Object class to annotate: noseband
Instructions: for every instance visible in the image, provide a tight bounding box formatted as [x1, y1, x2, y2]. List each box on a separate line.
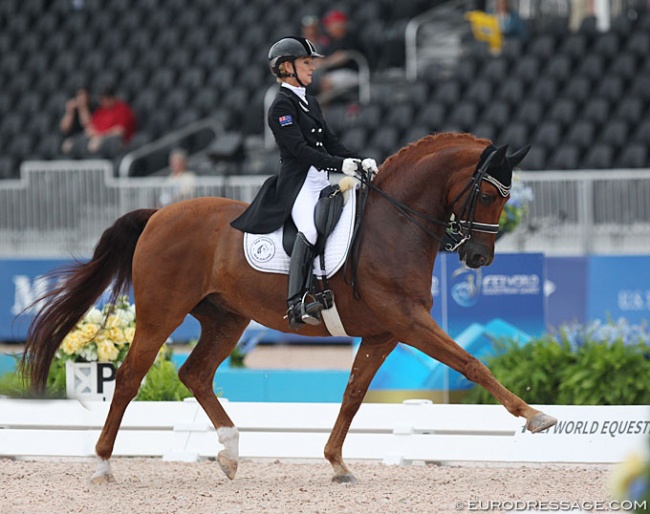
[356, 146, 510, 252]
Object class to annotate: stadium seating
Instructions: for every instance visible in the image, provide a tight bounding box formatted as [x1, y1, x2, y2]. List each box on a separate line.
[1, 0, 650, 178]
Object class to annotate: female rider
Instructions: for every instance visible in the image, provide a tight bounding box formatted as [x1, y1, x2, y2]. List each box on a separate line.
[231, 36, 378, 329]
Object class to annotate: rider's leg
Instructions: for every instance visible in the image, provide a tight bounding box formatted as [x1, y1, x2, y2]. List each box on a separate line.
[286, 232, 322, 328]
[287, 168, 327, 329]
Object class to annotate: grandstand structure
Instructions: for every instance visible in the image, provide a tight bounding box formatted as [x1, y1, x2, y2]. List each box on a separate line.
[1, 0, 649, 179]
[2, 0, 650, 256]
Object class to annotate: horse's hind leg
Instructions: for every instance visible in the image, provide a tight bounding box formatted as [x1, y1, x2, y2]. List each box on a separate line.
[324, 335, 397, 483]
[93, 318, 180, 484]
[178, 300, 249, 480]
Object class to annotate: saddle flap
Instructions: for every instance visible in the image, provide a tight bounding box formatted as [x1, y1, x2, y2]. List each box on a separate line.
[243, 186, 357, 280]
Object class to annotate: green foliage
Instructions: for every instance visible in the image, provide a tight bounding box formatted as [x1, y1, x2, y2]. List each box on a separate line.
[464, 336, 650, 405]
[0, 354, 192, 401]
[135, 359, 193, 401]
[0, 356, 66, 399]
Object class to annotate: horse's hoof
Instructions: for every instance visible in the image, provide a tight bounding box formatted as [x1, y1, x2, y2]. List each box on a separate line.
[90, 472, 115, 485]
[90, 458, 115, 485]
[332, 473, 357, 484]
[526, 412, 558, 433]
[217, 450, 238, 480]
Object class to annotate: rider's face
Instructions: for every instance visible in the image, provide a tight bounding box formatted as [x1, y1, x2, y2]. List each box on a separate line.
[289, 57, 315, 86]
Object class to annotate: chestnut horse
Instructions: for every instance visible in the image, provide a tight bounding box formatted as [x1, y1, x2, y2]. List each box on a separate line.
[22, 133, 557, 484]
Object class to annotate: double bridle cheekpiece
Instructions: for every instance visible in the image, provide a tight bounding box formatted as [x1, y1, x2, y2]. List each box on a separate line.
[355, 144, 510, 253]
[444, 144, 510, 251]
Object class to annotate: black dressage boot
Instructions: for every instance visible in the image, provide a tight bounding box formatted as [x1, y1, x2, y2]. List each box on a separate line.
[286, 232, 323, 330]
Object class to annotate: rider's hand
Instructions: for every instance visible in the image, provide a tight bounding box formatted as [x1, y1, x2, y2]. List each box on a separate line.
[361, 158, 378, 178]
[342, 158, 361, 177]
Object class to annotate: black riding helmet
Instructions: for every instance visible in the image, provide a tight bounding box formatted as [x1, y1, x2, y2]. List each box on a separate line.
[268, 36, 323, 81]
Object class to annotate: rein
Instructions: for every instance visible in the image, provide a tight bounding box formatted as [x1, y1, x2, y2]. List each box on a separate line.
[343, 147, 505, 297]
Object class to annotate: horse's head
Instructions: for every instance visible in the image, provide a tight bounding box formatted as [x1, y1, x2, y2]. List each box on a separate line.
[449, 143, 530, 268]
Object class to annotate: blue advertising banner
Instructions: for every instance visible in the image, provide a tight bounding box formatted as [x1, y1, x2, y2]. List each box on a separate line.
[443, 252, 546, 339]
[0, 259, 200, 341]
[587, 255, 650, 324]
[545, 256, 587, 327]
[0, 259, 69, 341]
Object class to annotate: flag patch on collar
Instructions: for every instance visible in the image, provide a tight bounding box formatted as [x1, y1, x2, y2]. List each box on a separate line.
[278, 114, 293, 126]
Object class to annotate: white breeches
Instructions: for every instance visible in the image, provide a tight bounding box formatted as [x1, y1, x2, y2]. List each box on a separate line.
[291, 166, 329, 245]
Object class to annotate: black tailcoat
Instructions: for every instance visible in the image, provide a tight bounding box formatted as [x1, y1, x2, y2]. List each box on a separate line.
[231, 87, 359, 234]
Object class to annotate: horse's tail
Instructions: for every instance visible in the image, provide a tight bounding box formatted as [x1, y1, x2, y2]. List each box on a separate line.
[21, 208, 157, 392]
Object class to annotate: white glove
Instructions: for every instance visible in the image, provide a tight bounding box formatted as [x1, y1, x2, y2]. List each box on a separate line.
[342, 158, 361, 177]
[361, 158, 378, 175]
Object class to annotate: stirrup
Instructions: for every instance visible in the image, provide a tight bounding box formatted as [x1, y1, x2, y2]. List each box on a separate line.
[300, 292, 323, 325]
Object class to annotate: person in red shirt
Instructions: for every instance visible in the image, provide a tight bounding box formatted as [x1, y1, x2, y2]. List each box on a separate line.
[85, 85, 136, 155]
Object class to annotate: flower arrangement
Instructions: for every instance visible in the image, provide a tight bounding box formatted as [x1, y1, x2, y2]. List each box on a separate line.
[56, 295, 136, 366]
[499, 173, 533, 234]
[610, 450, 649, 514]
[553, 318, 650, 351]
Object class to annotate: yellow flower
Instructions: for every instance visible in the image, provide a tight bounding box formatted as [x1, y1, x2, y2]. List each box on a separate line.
[96, 340, 119, 362]
[124, 326, 136, 344]
[610, 453, 646, 501]
[105, 327, 125, 344]
[60, 331, 88, 355]
[105, 314, 121, 328]
[80, 323, 100, 340]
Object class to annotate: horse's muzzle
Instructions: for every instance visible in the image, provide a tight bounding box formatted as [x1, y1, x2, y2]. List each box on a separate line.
[458, 242, 493, 269]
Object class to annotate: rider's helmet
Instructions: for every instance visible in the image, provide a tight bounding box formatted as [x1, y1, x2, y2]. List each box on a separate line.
[268, 36, 322, 78]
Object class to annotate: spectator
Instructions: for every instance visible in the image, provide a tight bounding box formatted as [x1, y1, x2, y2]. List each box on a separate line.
[85, 85, 136, 156]
[495, 0, 528, 43]
[60, 87, 93, 155]
[314, 10, 366, 103]
[300, 15, 328, 53]
[159, 148, 196, 206]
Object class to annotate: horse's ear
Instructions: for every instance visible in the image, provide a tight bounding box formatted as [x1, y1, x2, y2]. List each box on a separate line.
[491, 144, 509, 165]
[507, 145, 531, 168]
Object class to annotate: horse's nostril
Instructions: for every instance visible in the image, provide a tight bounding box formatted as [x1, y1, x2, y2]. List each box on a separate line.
[471, 254, 487, 267]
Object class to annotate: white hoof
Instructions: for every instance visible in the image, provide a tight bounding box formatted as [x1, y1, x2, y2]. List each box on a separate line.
[217, 426, 240, 480]
[91, 458, 115, 484]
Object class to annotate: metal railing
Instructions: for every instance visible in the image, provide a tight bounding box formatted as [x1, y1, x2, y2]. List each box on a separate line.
[3, 163, 650, 258]
[405, 1, 475, 81]
[118, 117, 224, 177]
[499, 170, 650, 255]
[0, 161, 268, 257]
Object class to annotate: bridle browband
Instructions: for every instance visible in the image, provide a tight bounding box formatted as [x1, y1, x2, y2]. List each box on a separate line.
[354, 145, 510, 252]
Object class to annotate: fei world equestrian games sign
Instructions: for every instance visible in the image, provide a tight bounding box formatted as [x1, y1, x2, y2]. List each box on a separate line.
[4, 255, 650, 340]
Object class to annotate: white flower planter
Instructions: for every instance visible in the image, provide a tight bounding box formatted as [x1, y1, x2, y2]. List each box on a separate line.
[65, 361, 117, 401]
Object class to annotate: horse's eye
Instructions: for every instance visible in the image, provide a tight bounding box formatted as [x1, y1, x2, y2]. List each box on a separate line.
[480, 193, 494, 205]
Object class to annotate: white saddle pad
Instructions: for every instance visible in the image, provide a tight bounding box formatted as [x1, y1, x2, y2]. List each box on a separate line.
[244, 188, 356, 279]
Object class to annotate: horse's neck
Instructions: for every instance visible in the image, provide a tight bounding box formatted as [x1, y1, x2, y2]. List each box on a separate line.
[364, 166, 449, 268]
[374, 161, 451, 227]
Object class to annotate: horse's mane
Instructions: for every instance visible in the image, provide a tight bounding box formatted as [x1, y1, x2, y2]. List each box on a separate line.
[379, 132, 491, 174]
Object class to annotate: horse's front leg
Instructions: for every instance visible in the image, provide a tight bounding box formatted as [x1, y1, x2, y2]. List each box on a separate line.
[325, 335, 397, 483]
[404, 312, 557, 433]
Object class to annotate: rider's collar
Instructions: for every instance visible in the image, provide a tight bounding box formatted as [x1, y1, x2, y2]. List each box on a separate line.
[281, 82, 307, 103]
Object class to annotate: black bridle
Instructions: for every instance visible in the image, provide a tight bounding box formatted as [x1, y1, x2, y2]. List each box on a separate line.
[355, 147, 507, 250]
[344, 146, 510, 297]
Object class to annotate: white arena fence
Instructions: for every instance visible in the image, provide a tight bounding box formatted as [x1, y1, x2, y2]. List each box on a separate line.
[2, 161, 650, 257]
[0, 399, 647, 465]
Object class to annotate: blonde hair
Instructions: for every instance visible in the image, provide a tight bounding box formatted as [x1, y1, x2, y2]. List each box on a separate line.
[276, 61, 292, 83]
